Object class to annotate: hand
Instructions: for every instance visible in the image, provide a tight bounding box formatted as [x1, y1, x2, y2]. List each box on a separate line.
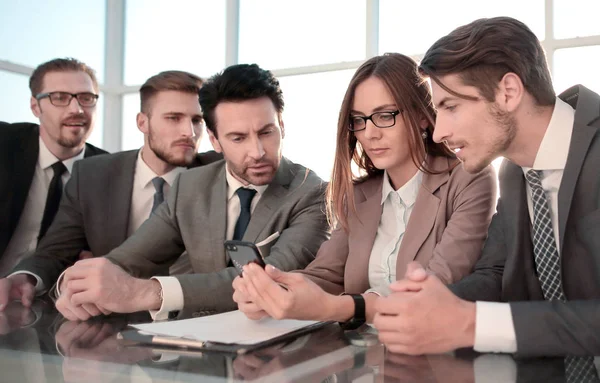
[62, 258, 161, 314]
[232, 275, 269, 320]
[241, 263, 351, 321]
[56, 284, 106, 321]
[373, 263, 476, 355]
[0, 274, 36, 310]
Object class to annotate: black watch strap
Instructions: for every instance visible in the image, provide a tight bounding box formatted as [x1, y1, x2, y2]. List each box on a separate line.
[339, 294, 366, 330]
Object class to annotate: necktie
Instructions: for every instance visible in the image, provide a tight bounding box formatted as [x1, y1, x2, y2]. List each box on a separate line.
[526, 169, 599, 383]
[150, 177, 166, 216]
[233, 187, 257, 240]
[38, 161, 67, 242]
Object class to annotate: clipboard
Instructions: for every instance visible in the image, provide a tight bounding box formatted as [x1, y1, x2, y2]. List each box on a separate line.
[118, 320, 331, 355]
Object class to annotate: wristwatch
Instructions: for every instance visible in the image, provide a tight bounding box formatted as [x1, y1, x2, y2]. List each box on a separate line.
[339, 294, 366, 330]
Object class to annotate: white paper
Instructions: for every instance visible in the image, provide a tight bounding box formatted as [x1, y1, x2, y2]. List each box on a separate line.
[132, 310, 320, 345]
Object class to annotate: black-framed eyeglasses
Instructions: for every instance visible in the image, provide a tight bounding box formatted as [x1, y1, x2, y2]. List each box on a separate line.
[35, 92, 99, 107]
[348, 110, 401, 132]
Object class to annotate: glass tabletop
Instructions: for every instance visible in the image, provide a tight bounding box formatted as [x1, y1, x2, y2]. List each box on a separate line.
[0, 300, 589, 382]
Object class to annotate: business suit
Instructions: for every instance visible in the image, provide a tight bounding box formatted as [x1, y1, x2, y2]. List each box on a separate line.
[298, 155, 496, 295]
[11, 149, 223, 286]
[104, 157, 329, 317]
[0, 122, 107, 259]
[450, 85, 600, 356]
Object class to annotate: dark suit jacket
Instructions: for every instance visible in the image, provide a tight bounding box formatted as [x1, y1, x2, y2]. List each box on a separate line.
[450, 85, 600, 356]
[0, 122, 107, 258]
[104, 157, 330, 317]
[11, 149, 223, 286]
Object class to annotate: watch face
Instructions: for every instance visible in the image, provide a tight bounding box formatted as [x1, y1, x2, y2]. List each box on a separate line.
[344, 331, 379, 347]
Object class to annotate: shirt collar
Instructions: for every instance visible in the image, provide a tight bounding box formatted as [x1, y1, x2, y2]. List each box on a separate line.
[136, 147, 186, 189]
[38, 136, 85, 174]
[523, 97, 575, 173]
[225, 163, 269, 200]
[381, 170, 422, 206]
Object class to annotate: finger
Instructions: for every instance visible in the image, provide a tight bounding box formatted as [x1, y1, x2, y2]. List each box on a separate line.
[243, 266, 288, 318]
[0, 279, 10, 310]
[63, 266, 94, 283]
[66, 279, 92, 294]
[232, 276, 248, 296]
[404, 262, 428, 281]
[70, 291, 97, 307]
[372, 313, 401, 332]
[57, 302, 82, 322]
[81, 303, 102, 317]
[389, 279, 425, 293]
[19, 282, 35, 308]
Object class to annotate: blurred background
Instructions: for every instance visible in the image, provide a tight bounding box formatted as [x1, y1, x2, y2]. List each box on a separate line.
[1, 0, 599, 180]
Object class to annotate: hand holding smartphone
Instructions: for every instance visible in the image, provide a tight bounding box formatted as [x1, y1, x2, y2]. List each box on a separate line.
[225, 240, 266, 274]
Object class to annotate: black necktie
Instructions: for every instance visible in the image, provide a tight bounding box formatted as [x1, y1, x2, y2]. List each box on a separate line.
[526, 170, 599, 383]
[38, 161, 67, 242]
[233, 188, 257, 240]
[150, 177, 166, 216]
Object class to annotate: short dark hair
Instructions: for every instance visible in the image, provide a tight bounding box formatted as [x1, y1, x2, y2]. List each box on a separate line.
[139, 70, 203, 114]
[419, 17, 555, 106]
[198, 64, 284, 137]
[29, 57, 99, 96]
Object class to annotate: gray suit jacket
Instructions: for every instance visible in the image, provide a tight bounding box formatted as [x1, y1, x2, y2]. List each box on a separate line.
[105, 157, 329, 317]
[450, 85, 600, 356]
[12, 149, 223, 286]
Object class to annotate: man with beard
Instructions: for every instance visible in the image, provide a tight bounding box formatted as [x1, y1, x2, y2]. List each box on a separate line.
[0, 71, 222, 312]
[373, 16, 600, 366]
[0, 58, 107, 277]
[54, 64, 330, 321]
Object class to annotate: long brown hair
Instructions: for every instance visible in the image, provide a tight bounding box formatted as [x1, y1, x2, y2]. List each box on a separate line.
[327, 53, 454, 232]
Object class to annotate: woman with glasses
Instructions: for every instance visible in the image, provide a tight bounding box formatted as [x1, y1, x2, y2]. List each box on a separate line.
[232, 53, 496, 325]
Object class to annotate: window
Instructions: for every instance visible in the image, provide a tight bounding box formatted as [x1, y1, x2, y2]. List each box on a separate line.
[553, 46, 600, 95]
[554, 0, 600, 39]
[379, 0, 545, 56]
[124, 0, 226, 85]
[278, 69, 355, 180]
[0, 0, 106, 81]
[239, 0, 366, 70]
[0, 71, 36, 124]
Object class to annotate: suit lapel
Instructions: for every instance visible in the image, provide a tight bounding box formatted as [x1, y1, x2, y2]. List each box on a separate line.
[396, 156, 449, 271]
[557, 87, 600, 254]
[347, 179, 383, 293]
[501, 164, 543, 300]
[243, 158, 295, 242]
[106, 151, 137, 247]
[207, 165, 228, 268]
[10, 126, 39, 236]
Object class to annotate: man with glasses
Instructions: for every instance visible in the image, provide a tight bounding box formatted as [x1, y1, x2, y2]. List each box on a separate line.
[0, 58, 107, 281]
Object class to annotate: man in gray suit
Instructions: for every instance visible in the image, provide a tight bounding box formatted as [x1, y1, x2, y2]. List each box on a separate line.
[0, 70, 222, 312]
[55, 64, 329, 321]
[373, 17, 600, 362]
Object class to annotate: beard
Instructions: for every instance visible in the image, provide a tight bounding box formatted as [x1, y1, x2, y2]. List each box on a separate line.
[56, 115, 92, 148]
[148, 126, 197, 167]
[228, 158, 279, 186]
[467, 103, 517, 173]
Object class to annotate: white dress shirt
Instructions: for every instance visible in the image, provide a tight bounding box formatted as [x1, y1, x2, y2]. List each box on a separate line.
[1, 137, 85, 276]
[23, 148, 185, 294]
[367, 170, 422, 296]
[150, 165, 267, 320]
[127, 149, 185, 236]
[474, 97, 574, 353]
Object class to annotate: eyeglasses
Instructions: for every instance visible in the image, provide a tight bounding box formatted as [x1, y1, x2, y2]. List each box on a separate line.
[35, 92, 99, 107]
[348, 110, 401, 132]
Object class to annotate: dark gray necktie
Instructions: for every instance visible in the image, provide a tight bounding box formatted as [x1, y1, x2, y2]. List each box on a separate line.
[38, 161, 67, 242]
[233, 187, 257, 240]
[526, 169, 599, 383]
[150, 177, 166, 217]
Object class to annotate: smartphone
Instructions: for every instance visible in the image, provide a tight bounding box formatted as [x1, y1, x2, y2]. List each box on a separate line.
[225, 240, 266, 273]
